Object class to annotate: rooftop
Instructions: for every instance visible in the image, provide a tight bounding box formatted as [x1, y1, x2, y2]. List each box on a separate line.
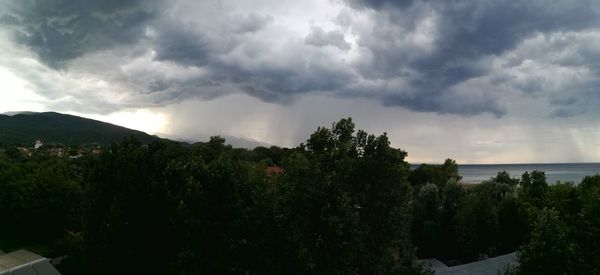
[0, 250, 61, 275]
[419, 252, 517, 275]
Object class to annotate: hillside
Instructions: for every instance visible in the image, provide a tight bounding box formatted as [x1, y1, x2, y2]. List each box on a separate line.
[0, 112, 160, 145]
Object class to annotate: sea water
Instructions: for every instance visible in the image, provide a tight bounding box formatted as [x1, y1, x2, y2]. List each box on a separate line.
[458, 163, 600, 184]
[410, 163, 600, 184]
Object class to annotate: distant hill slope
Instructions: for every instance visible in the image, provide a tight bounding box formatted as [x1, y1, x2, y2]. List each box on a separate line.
[0, 112, 160, 145]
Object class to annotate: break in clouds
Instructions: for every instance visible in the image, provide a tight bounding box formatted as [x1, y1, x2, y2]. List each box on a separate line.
[2, 0, 600, 163]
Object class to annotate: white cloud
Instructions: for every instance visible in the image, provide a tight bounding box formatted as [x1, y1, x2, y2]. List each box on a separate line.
[0, 67, 46, 112]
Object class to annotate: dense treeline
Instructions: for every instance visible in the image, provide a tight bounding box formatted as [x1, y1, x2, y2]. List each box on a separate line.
[0, 118, 599, 274]
[79, 119, 425, 274]
[410, 164, 600, 274]
[0, 150, 82, 249]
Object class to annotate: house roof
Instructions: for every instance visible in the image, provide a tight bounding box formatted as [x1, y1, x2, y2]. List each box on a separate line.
[266, 166, 283, 175]
[420, 252, 517, 275]
[417, 258, 448, 269]
[0, 250, 61, 275]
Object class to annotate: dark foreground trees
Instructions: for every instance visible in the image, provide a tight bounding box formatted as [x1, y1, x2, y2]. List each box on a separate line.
[0, 153, 82, 250]
[80, 118, 426, 274]
[279, 118, 418, 274]
[515, 175, 600, 274]
[409, 168, 530, 264]
[2, 118, 600, 274]
[517, 208, 579, 274]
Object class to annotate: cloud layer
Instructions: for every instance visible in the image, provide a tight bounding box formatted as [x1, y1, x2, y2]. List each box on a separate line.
[2, 0, 600, 117]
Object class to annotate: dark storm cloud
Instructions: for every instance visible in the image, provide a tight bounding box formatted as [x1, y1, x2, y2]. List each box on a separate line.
[152, 23, 211, 67]
[548, 85, 600, 118]
[204, 52, 356, 104]
[382, 89, 507, 118]
[138, 12, 353, 104]
[412, 0, 597, 76]
[150, 13, 272, 67]
[345, 0, 414, 10]
[346, 0, 600, 116]
[2, 0, 163, 68]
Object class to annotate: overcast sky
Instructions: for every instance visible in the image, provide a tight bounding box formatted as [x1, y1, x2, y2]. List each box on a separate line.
[1, 0, 600, 163]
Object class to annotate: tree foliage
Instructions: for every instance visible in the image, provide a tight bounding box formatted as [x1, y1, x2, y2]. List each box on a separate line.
[76, 119, 423, 274]
[518, 208, 579, 274]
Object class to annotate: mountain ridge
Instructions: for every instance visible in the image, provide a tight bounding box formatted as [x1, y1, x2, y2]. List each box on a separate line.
[0, 112, 160, 145]
[0, 111, 273, 148]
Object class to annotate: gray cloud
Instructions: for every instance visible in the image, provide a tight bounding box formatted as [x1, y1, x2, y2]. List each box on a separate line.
[2, 0, 163, 68]
[345, 0, 414, 10]
[305, 26, 351, 50]
[232, 13, 273, 34]
[209, 50, 357, 104]
[151, 12, 273, 67]
[152, 22, 211, 67]
[548, 88, 597, 118]
[344, 0, 600, 116]
[2, 0, 600, 119]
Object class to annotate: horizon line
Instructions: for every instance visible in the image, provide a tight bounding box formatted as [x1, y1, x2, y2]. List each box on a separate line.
[410, 162, 600, 166]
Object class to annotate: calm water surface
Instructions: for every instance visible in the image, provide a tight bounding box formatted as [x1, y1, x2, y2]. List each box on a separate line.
[412, 163, 600, 184]
[459, 163, 600, 184]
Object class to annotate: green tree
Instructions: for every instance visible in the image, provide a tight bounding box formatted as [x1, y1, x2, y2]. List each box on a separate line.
[497, 197, 529, 253]
[279, 118, 420, 274]
[0, 157, 82, 245]
[83, 138, 186, 274]
[521, 171, 548, 207]
[575, 175, 600, 273]
[517, 208, 580, 275]
[409, 159, 461, 189]
[492, 171, 519, 187]
[437, 181, 465, 259]
[455, 187, 498, 260]
[546, 182, 581, 225]
[412, 183, 441, 257]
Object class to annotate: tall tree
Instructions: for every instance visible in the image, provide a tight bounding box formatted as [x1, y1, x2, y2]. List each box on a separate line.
[521, 171, 548, 207]
[279, 118, 419, 274]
